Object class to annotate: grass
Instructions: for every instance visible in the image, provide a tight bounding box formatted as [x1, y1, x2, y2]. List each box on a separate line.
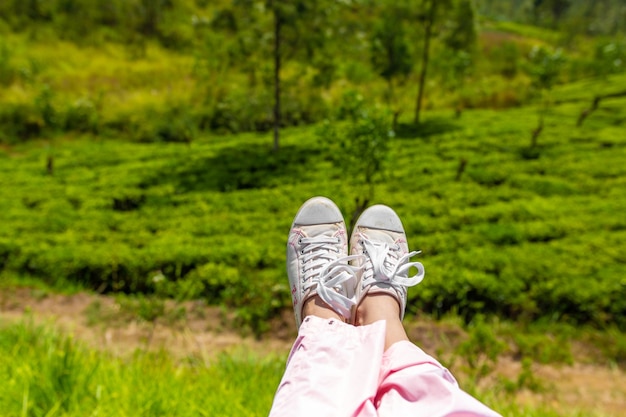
[1, 318, 619, 417]
[0, 320, 282, 417]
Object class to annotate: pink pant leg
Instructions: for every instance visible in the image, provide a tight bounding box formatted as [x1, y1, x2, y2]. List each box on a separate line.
[375, 341, 502, 417]
[269, 316, 386, 417]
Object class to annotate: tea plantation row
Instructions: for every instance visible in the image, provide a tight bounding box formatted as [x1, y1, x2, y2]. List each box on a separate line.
[1, 76, 625, 332]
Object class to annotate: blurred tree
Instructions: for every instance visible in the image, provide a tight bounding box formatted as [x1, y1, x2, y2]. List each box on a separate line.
[531, 0, 572, 28]
[413, 0, 477, 125]
[214, 0, 341, 150]
[268, 0, 343, 150]
[527, 45, 564, 151]
[370, 1, 414, 130]
[443, 0, 478, 52]
[2, 0, 53, 24]
[270, 0, 283, 152]
[414, 0, 439, 125]
[135, 0, 173, 36]
[441, 0, 478, 116]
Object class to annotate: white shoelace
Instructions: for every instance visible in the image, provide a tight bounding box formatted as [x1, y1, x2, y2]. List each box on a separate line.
[361, 237, 425, 290]
[299, 235, 362, 319]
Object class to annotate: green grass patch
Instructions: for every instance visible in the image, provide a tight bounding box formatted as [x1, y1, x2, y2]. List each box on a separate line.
[491, 21, 563, 44]
[0, 320, 283, 417]
[0, 320, 614, 417]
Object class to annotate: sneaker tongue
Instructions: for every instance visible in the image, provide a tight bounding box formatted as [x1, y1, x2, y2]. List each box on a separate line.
[362, 229, 399, 245]
[303, 224, 339, 237]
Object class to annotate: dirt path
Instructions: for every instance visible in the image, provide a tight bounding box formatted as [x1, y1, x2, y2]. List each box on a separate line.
[0, 288, 295, 357]
[1, 288, 625, 416]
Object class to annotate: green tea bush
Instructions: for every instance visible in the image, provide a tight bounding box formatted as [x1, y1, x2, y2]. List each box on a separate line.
[172, 263, 241, 302]
[281, 84, 329, 127]
[468, 167, 508, 187]
[0, 102, 42, 143]
[34, 84, 59, 132]
[0, 239, 18, 270]
[2, 74, 626, 333]
[64, 97, 99, 134]
[199, 84, 328, 134]
[0, 41, 17, 86]
[592, 39, 626, 77]
[510, 175, 578, 197]
[202, 88, 273, 133]
[481, 223, 523, 245]
[127, 106, 196, 143]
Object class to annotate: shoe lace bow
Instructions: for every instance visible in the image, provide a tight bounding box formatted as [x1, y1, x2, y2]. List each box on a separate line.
[361, 237, 425, 290]
[299, 235, 361, 318]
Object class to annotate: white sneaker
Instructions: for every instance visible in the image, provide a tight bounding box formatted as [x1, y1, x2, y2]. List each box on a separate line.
[287, 197, 362, 327]
[350, 205, 425, 320]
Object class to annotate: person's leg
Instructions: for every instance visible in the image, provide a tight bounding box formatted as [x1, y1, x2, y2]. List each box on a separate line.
[269, 314, 385, 417]
[351, 205, 501, 417]
[356, 293, 501, 417]
[269, 197, 383, 417]
[350, 204, 425, 349]
[302, 295, 343, 321]
[356, 293, 407, 351]
[285, 196, 362, 327]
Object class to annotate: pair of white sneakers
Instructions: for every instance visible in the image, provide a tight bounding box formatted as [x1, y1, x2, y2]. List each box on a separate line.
[287, 196, 425, 327]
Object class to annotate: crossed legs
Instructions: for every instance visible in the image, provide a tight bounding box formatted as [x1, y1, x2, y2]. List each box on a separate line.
[271, 197, 501, 417]
[304, 293, 408, 352]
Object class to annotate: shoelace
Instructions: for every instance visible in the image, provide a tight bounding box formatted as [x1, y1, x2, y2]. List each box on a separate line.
[299, 235, 362, 319]
[361, 237, 425, 290]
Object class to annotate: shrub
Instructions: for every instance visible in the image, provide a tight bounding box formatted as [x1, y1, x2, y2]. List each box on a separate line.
[0, 41, 17, 86]
[468, 167, 508, 186]
[0, 239, 18, 270]
[171, 263, 240, 303]
[105, 104, 196, 143]
[593, 40, 626, 77]
[0, 102, 43, 143]
[199, 88, 273, 134]
[64, 97, 99, 133]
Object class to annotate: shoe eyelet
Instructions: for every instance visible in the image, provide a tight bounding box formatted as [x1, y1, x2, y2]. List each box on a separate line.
[298, 238, 303, 244]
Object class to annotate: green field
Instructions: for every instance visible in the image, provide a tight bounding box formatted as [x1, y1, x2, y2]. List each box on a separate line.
[1, 1, 626, 415]
[2, 74, 626, 334]
[0, 320, 282, 416]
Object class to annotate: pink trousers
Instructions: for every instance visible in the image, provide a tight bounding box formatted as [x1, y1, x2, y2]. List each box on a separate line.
[269, 316, 501, 417]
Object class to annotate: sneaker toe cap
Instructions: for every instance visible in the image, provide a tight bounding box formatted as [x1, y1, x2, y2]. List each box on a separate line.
[354, 205, 404, 233]
[293, 196, 343, 225]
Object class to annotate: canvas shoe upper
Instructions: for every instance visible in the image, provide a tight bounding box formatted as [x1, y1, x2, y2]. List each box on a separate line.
[350, 204, 425, 320]
[287, 197, 362, 327]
